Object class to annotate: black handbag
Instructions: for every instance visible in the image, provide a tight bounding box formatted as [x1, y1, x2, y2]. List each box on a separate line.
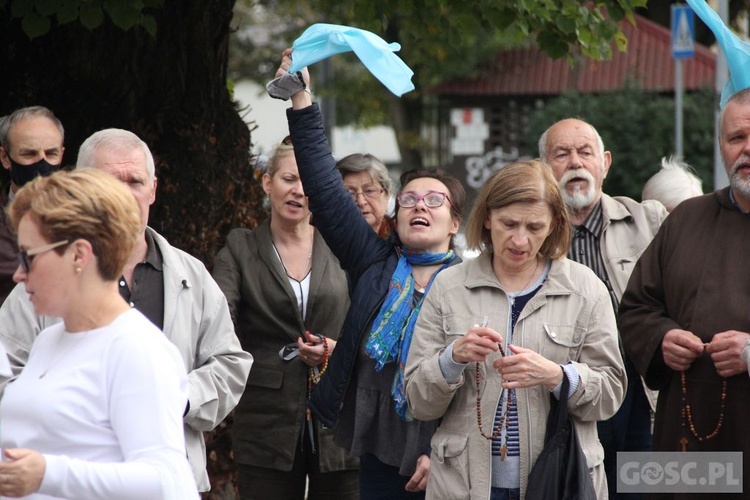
[526, 373, 598, 500]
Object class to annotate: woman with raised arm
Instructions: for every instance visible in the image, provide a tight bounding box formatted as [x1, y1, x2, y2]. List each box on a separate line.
[275, 50, 466, 499]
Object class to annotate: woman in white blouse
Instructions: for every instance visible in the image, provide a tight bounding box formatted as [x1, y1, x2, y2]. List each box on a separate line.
[0, 169, 197, 499]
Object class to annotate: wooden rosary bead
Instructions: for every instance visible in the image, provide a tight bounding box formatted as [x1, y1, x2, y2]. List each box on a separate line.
[679, 370, 727, 451]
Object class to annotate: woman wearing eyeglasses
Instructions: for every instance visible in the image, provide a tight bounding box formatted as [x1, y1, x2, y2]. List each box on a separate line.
[212, 137, 359, 500]
[0, 169, 198, 499]
[404, 162, 625, 500]
[337, 154, 393, 238]
[273, 50, 465, 499]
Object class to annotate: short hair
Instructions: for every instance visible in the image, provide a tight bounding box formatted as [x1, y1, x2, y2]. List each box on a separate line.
[7, 169, 141, 281]
[641, 156, 703, 211]
[393, 168, 465, 249]
[465, 160, 571, 259]
[719, 88, 750, 136]
[0, 106, 64, 150]
[266, 136, 295, 177]
[77, 129, 156, 181]
[538, 118, 605, 163]
[395, 168, 465, 221]
[336, 153, 392, 195]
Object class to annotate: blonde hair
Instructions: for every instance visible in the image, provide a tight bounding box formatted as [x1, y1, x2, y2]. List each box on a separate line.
[8, 169, 141, 281]
[266, 137, 295, 177]
[465, 160, 571, 259]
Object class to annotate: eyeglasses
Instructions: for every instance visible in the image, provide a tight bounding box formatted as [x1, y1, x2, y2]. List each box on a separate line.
[397, 191, 452, 209]
[18, 240, 69, 272]
[346, 186, 384, 200]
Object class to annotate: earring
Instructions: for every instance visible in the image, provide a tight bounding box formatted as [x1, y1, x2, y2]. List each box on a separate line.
[75, 267, 82, 274]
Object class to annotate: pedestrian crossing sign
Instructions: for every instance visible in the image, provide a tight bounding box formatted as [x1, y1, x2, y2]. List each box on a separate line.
[672, 5, 695, 59]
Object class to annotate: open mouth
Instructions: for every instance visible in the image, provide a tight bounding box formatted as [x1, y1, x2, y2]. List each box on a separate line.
[287, 200, 303, 208]
[410, 217, 430, 227]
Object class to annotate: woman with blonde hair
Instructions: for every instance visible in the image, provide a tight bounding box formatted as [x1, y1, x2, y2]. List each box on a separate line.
[405, 160, 625, 499]
[0, 169, 197, 499]
[213, 135, 358, 500]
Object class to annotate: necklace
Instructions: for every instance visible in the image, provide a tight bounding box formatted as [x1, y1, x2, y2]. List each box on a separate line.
[475, 343, 513, 460]
[412, 269, 437, 294]
[271, 232, 313, 282]
[679, 370, 727, 451]
[500, 258, 539, 293]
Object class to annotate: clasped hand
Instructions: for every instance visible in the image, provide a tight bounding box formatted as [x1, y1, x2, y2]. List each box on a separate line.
[296, 330, 335, 367]
[662, 328, 750, 377]
[452, 325, 562, 390]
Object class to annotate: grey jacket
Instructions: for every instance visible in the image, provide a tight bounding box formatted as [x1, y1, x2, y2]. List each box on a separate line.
[598, 195, 667, 301]
[0, 227, 253, 492]
[404, 254, 626, 499]
[599, 194, 667, 412]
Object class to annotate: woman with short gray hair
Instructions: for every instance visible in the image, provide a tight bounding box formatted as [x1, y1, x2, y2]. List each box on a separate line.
[337, 154, 392, 238]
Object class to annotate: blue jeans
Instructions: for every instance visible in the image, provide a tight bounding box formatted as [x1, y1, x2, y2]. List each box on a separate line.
[490, 487, 520, 500]
[359, 453, 425, 500]
[598, 357, 652, 500]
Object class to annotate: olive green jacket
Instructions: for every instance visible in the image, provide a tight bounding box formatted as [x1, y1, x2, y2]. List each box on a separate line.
[213, 220, 358, 472]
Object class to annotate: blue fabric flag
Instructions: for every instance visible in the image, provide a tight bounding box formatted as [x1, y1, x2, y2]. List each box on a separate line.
[288, 23, 415, 97]
[686, 0, 750, 107]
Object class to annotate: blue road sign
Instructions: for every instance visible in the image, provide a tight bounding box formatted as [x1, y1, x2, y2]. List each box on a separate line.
[672, 5, 696, 59]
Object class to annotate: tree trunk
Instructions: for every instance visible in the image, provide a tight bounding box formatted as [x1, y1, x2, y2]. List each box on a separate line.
[1, 2, 265, 498]
[0, 0, 265, 266]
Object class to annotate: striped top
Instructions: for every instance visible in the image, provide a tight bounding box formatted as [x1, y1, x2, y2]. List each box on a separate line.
[567, 201, 618, 312]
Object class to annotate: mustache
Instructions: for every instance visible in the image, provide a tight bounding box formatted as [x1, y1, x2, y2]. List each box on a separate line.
[559, 168, 595, 186]
[731, 154, 750, 176]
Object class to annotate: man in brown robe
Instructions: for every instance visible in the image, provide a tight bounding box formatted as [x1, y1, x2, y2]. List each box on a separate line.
[619, 88, 750, 499]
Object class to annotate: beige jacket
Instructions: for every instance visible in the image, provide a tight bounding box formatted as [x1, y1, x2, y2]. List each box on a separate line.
[404, 254, 626, 500]
[599, 194, 667, 412]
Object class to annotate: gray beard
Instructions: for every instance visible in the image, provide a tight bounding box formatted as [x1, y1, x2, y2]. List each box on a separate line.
[563, 187, 596, 212]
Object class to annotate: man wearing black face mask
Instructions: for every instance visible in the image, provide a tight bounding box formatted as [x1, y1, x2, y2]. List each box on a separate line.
[0, 106, 64, 304]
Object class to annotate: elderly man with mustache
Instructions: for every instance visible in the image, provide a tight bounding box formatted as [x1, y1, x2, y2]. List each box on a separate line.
[539, 119, 668, 499]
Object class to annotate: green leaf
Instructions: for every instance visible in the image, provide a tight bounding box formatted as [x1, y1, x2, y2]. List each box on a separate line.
[33, 0, 58, 16]
[79, 1, 104, 30]
[21, 10, 50, 38]
[608, 2, 625, 22]
[557, 16, 576, 35]
[56, 0, 79, 24]
[614, 30, 628, 52]
[104, 0, 140, 31]
[141, 13, 157, 36]
[578, 26, 592, 48]
[11, 0, 33, 18]
[538, 30, 569, 60]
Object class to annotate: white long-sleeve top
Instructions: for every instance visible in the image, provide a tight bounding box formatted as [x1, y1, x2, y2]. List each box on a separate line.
[0, 309, 198, 499]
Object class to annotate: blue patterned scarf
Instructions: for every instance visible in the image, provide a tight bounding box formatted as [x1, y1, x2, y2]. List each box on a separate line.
[365, 249, 456, 420]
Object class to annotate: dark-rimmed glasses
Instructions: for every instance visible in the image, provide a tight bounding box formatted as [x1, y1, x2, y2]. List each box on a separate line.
[397, 191, 451, 209]
[18, 240, 69, 272]
[346, 185, 384, 200]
